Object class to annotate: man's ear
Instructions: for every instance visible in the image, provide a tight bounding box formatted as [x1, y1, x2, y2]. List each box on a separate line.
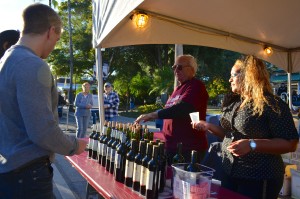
[3, 41, 9, 50]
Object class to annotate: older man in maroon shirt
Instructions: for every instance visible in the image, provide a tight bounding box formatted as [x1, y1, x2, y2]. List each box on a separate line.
[135, 54, 209, 164]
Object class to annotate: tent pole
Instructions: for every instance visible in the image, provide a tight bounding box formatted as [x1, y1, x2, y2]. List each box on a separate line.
[96, 47, 104, 130]
[287, 52, 292, 109]
[174, 44, 183, 89]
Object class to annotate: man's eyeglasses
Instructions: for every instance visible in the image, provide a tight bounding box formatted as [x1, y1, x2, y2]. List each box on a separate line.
[171, 64, 190, 71]
[230, 73, 240, 78]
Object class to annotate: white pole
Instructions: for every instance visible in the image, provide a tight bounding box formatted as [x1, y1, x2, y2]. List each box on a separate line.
[96, 47, 104, 130]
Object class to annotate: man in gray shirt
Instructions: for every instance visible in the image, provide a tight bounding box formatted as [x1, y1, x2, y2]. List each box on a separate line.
[0, 3, 87, 199]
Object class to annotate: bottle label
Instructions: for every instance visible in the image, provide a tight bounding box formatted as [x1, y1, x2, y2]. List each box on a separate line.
[98, 142, 102, 155]
[158, 170, 161, 189]
[102, 126, 107, 135]
[140, 166, 147, 186]
[101, 144, 107, 156]
[110, 148, 115, 162]
[88, 138, 93, 149]
[115, 154, 121, 168]
[124, 160, 134, 178]
[92, 140, 98, 151]
[106, 147, 111, 160]
[133, 163, 141, 182]
[146, 169, 154, 190]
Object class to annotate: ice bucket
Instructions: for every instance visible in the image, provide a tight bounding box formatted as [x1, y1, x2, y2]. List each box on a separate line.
[172, 163, 215, 199]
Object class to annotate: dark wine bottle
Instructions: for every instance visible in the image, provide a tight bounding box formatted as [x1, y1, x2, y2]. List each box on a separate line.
[106, 121, 115, 171]
[133, 141, 146, 192]
[171, 142, 185, 189]
[158, 142, 166, 193]
[146, 145, 159, 199]
[172, 142, 185, 164]
[140, 142, 153, 196]
[114, 133, 127, 183]
[101, 121, 111, 167]
[87, 124, 97, 159]
[110, 123, 119, 174]
[185, 150, 201, 172]
[92, 124, 100, 160]
[124, 139, 138, 187]
[98, 121, 108, 164]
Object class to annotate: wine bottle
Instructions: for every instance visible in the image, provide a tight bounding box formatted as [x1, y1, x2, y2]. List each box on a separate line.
[133, 141, 146, 192]
[140, 142, 153, 196]
[106, 121, 115, 171]
[87, 124, 97, 159]
[98, 121, 108, 164]
[146, 145, 159, 199]
[124, 139, 138, 187]
[110, 124, 119, 174]
[158, 142, 166, 193]
[185, 150, 201, 172]
[101, 121, 111, 167]
[114, 133, 127, 183]
[172, 142, 185, 164]
[92, 123, 100, 160]
[171, 142, 185, 189]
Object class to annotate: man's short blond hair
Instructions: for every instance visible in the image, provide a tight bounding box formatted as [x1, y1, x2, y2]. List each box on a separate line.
[22, 3, 62, 35]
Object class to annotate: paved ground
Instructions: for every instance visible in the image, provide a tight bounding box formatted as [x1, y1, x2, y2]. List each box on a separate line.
[53, 108, 159, 199]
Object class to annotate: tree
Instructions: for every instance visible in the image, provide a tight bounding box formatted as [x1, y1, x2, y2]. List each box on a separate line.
[48, 0, 94, 80]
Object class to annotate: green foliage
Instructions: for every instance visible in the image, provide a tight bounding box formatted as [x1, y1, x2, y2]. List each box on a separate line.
[137, 104, 162, 113]
[46, 1, 245, 106]
[207, 77, 230, 99]
[149, 67, 174, 96]
[48, 0, 94, 78]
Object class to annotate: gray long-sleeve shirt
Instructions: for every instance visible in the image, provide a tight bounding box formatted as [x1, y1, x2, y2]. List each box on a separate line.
[0, 45, 78, 173]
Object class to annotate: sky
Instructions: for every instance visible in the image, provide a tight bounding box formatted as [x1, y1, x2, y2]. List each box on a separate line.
[0, 0, 61, 33]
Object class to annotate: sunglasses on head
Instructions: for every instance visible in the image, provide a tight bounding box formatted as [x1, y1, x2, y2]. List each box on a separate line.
[171, 64, 190, 71]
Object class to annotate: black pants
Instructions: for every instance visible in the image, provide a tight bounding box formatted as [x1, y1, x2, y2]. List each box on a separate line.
[221, 172, 283, 199]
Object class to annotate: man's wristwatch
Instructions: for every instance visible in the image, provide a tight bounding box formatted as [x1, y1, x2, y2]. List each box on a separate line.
[249, 139, 257, 151]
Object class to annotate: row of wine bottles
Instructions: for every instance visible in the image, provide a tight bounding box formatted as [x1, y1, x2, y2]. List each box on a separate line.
[87, 121, 167, 199]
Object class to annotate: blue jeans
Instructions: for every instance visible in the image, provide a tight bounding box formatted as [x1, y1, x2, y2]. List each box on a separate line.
[0, 157, 54, 199]
[91, 110, 99, 124]
[75, 115, 90, 138]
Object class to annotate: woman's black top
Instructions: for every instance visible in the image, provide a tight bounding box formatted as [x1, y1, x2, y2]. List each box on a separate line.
[220, 93, 299, 179]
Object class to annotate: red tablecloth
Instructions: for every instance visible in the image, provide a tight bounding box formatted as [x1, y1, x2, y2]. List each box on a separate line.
[66, 139, 250, 199]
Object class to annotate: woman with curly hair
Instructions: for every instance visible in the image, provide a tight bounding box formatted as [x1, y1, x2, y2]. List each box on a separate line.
[192, 55, 299, 199]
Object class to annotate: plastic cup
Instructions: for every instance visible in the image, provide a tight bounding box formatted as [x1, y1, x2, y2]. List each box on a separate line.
[189, 112, 200, 123]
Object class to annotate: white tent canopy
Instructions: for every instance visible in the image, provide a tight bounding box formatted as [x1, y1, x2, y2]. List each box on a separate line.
[92, 0, 300, 124]
[93, 0, 300, 72]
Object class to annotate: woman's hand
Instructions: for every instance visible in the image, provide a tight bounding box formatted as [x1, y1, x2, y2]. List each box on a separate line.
[191, 120, 209, 131]
[227, 139, 251, 156]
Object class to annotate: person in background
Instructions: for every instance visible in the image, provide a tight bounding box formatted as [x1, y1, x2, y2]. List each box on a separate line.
[58, 89, 67, 118]
[135, 54, 209, 164]
[0, 4, 87, 198]
[91, 89, 99, 124]
[277, 83, 287, 97]
[192, 55, 299, 199]
[0, 29, 20, 59]
[103, 82, 120, 122]
[74, 82, 93, 138]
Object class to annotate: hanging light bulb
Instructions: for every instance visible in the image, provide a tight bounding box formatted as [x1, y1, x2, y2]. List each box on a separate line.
[135, 12, 148, 28]
[264, 46, 273, 56]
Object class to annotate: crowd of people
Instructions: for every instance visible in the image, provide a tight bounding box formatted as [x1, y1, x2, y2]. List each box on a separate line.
[0, 3, 299, 199]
